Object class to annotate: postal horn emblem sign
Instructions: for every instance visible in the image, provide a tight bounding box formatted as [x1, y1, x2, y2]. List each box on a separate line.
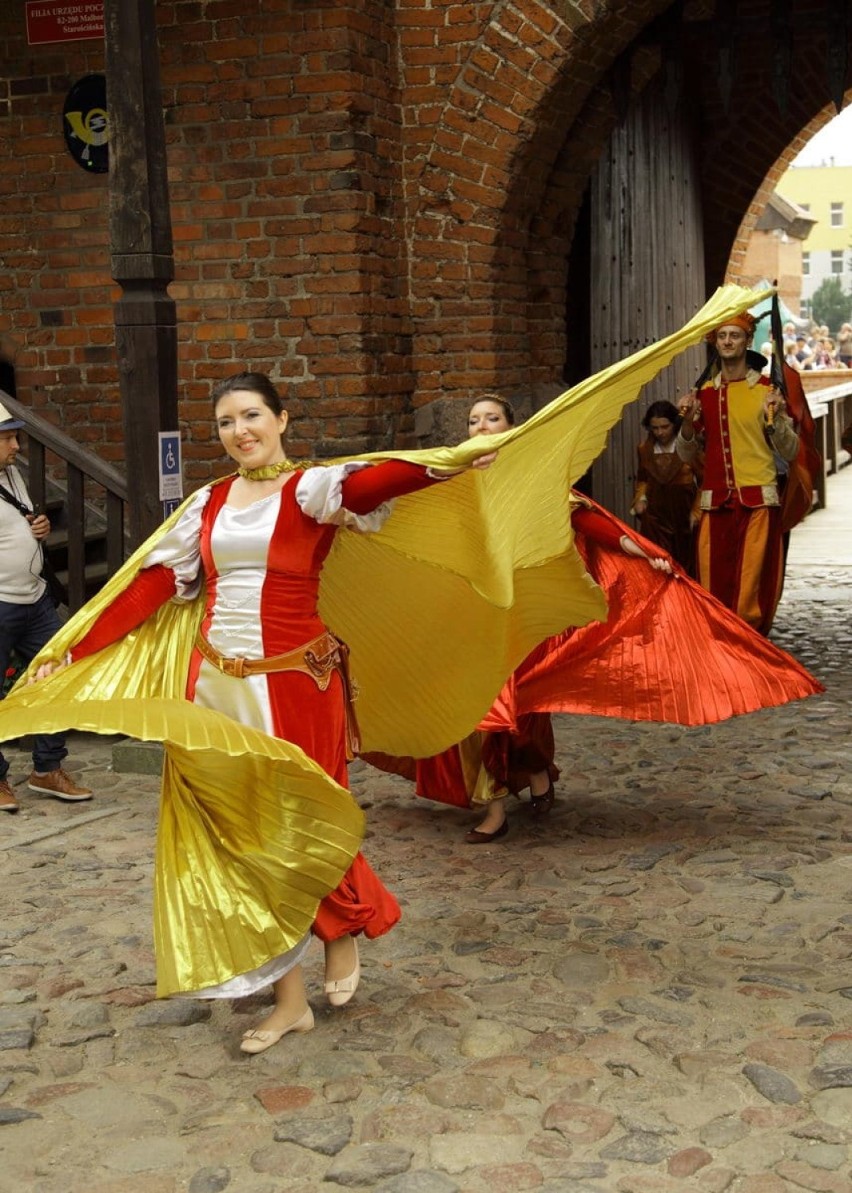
[63, 73, 109, 173]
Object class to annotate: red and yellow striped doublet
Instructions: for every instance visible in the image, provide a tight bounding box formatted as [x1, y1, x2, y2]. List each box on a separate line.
[693, 371, 788, 635]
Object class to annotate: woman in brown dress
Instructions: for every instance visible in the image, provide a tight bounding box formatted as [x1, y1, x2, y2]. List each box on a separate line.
[630, 400, 700, 573]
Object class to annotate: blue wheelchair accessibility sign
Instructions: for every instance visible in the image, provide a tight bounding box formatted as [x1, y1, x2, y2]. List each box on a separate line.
[158, 431, 183, 513]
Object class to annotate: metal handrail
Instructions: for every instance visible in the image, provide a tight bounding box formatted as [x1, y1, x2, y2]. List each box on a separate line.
[0, 389, 128, 612]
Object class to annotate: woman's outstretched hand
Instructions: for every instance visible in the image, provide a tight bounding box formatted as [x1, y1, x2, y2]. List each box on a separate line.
[619, 535, 673, 574]
[28, 657, 70, 684]
[471, 450, 498, 470]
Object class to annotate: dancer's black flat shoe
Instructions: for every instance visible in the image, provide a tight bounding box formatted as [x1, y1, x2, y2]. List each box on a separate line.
[465, 818, 509, 844]
[529, 783, 555, 818]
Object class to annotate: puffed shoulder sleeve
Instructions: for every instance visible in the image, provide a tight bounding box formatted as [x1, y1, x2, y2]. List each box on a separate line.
[675, 430, 700, 462]
[143, 486, 210, 600]
[295, 463, 392, 533]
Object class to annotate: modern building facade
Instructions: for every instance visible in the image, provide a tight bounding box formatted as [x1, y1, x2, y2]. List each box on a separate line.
[776, 164, 852, 319]
[739, 191, 816, 317]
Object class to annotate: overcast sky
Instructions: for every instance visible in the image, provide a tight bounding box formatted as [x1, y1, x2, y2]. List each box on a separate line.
[790, 104, 852, 167]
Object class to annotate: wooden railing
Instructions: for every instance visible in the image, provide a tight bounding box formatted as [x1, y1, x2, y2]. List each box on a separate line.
[0, 389, 128, 613]
[801, 373, 852, 510]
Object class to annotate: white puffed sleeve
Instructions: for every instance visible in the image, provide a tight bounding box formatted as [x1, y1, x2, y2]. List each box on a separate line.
[143, 487, 210, 601]
[295, 463, 393, 533]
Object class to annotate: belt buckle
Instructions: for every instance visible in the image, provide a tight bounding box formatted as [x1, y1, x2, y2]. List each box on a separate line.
[305, 641, 337, 679]
[221, 656, 245, 678]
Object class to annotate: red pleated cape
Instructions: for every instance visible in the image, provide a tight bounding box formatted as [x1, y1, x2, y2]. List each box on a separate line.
[477, 498, 823, 732]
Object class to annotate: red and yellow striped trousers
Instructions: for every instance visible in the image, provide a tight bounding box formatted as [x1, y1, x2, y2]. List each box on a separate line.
[696, 504, 784, 636]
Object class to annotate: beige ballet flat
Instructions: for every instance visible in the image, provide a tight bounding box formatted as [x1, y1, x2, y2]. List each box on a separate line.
[324, 938, 360, 1007]
[239, 1005, 314, 1054]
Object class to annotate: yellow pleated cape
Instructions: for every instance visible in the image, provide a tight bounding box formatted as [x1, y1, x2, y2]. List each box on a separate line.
[0, 283, 768, 995]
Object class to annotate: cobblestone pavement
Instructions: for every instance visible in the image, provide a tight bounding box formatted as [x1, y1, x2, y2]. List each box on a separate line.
[1, 478, 851, 1193]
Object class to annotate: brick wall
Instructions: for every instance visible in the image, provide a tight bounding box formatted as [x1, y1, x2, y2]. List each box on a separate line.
[0, 0, 848, 485]
[740, 230, 805, 315]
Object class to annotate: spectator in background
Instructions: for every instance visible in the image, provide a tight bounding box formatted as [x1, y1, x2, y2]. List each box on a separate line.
[794, 336, 814, 370]
[784, 340, 802, 371]
[0, 402, 93, 812]
[837, 323, 852, 368]
[816, 338, 838, 368]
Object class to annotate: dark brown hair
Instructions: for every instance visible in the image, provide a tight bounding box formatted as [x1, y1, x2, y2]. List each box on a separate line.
[212, 372, 285, 416]
[641, 400, 682, 432]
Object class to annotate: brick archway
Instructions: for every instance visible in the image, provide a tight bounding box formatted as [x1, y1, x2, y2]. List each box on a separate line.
[403, 0, 852, 445]
[400, 0, 672, 435]
[726, 100, 852, 283]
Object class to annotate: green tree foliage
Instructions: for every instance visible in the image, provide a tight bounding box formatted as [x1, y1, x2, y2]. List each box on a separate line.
[811, 277, 851, 333]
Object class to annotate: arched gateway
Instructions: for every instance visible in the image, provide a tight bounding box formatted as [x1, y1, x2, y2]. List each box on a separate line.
[0, 1, 849, 518]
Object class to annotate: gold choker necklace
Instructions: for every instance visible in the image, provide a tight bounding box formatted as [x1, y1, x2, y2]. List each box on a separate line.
[237, 459, 304, 481]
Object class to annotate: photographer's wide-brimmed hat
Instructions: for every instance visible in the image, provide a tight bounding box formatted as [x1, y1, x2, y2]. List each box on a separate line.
[0, 402, 25, 432]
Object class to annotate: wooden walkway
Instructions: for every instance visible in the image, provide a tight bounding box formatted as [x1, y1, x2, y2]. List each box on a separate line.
[787, 461, 852, 571]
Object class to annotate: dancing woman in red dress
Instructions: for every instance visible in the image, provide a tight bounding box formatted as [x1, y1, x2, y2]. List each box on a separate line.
[367, 392, 821, 844]
[35, 373, 495, 1054]
[368, 395, 674, 844]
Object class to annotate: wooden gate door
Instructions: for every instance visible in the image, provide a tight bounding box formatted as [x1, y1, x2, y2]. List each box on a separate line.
[589, 79, 707, 522]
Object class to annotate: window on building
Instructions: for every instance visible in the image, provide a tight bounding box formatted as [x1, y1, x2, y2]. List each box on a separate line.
[801, 298, 811, 319]
[831, 202, 844, 227]
[831, 250, 844, 274]
[802, 252, 810, 276]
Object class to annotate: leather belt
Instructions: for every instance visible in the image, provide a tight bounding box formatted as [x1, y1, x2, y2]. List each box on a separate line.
[195, 630, 340, 687]
[194, 630, 361, 755]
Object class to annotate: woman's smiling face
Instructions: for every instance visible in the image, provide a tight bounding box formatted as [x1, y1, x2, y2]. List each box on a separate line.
[215, 389, 289, 468]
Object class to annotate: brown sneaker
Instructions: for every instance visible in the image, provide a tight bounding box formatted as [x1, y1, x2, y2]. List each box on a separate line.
[27, 768, 93, 802]
[0, 779, 19, 813]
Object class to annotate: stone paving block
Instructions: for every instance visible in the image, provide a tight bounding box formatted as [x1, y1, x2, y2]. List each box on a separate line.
[0, 1106, 41, 1124]
[111, 739, 164, 775]
[325, 1143, 414, 1186]
[103, 1137, 189, 1174]
[1, 1027, 37, 1054]
[273, 1112, 353, 1155]
[599, 1131, 669, 1164]
[742, 1062, 803, 1104]
[428, 1132, 524, 1174]
[794, 1142, 849, 1171]
[810, 1088, 852, 1127]
[374, 1174, 460, 1193]
[188, 1169, 231, 1193]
